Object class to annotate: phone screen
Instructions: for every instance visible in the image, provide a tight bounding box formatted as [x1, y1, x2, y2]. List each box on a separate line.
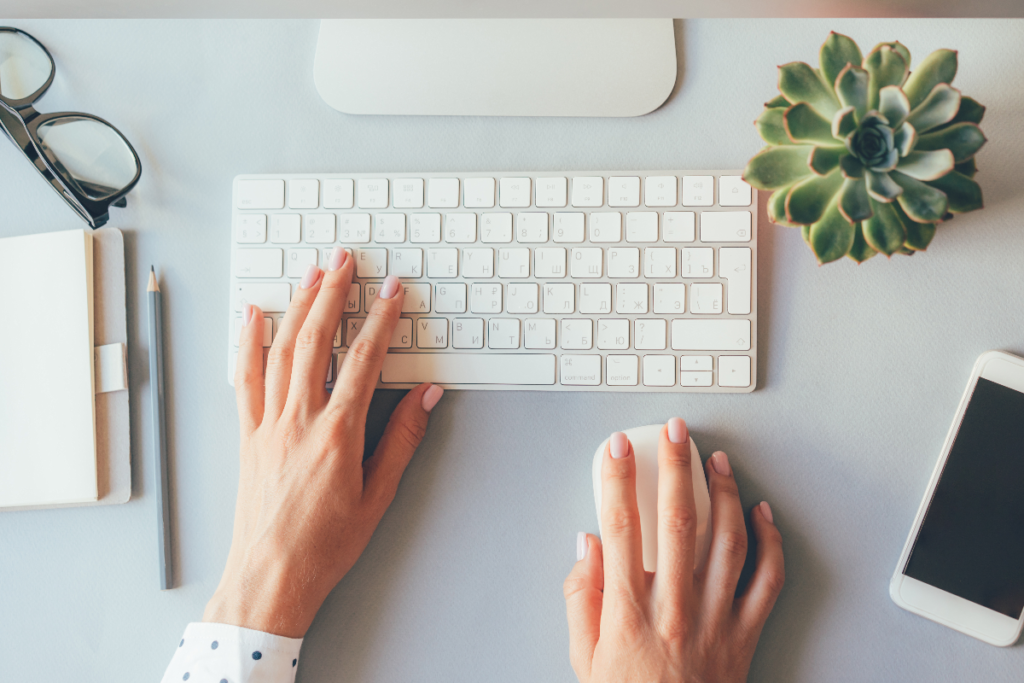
[904, 377, 1024, 619]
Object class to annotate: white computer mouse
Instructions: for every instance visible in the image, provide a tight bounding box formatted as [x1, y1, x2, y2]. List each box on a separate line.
[592, 424, 712, 572]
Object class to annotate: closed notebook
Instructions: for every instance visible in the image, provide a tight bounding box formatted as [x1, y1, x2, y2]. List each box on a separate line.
[0, 229, 98, 507]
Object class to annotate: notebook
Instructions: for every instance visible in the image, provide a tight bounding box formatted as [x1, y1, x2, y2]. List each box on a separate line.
[0, 228, 131, 510]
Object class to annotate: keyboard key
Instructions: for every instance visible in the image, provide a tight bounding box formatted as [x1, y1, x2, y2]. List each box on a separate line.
[644, 247, 676, 278]
[323, 178, 354, 209]
[358, 178, 389, 208]
[410, 213, 442, 243]
[445, 214, 477, 242]
[682, 176, 713, 206]
[393, 178, 424, 208]
[643, 355, 676, 386]
[464, 177, 496, 208]
[269, 214, 300, 243]
[616, 283, 648, 314]
[452, 318, 485, 348]
[416, 318, 448, 348]
[579, 283, 612, 314]
[235, 214, 267, 243]
[382, 352, 556, 384]
[718, 176, 752, 207]
[435, 283, 467, 313]
[525, 318, 556, 349]
[345, 283, 360, 313]
[391, 249, 424, 278]
[644, 176, 677, 207]
[635, 319, 667, 350]
[234, 283, 290, 312]
[718, 355, 752, 387]
[364, 282, 383, 312]
[339, 213, 371, 243]
[535, 248, 567, 278]
[608, 176, 640, 207]
[305, 214, 336, 243]
[507, 283, 539, 313]
[374, 214, 406, 243]
[237, 179, 284, 209]
[233, 316, 273, 347]
[663, 212, 696, 242]
[235, 248, 283, 278]
[680, 371, 713, 387]
[597, 319, 629, 350]
[671, 319, 751, 351]
[345, 318, 365, 346]
[626, 212, 658, 242]
[607, 355, 639, 386]
[543, 283, 574, 313]
[498, 248, 530, 278]
[536, 177, 568, 208]
[560, 354, 601, 385]
[589, 213, 622, 242]
[701, 211, 752, 242]
[488, 318, 521, 349]
[481, 213, 513, 243]
[499, 177, 532, 208]
[680, 355, 713, 371]
[286, 248, 318, 278]
[653, 283, 686, 314]
[560, 319, 593, 349]
[470, 283, 502, 313]
[553, 213, 585, 243]
[690, 283, 723, 314]
[288, 179, 319, 209]
[719, 247, 752, 314]
[401, 283, 431, 313]
[607, 247, 640, 278]
[681, 247, 714, 277]
[463, 248, 495, 278]
[355, 248, 388, 278]
[427, 248, 459, 278]
[428, 178, 460, 208]
[516, 213, 549, 242]
[390, 318, 413, 348]
[571, 177, 604, 207]
[570, 248, 603, 278]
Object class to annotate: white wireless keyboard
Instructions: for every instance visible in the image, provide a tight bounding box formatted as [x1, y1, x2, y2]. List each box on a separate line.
[228, 171, 757, 392]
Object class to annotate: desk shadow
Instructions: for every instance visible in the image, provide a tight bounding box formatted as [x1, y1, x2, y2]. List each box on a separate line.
[661, 20, 689, 110]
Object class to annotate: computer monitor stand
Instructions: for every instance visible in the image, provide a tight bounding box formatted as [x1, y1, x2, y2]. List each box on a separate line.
[313, 19, 678, 118]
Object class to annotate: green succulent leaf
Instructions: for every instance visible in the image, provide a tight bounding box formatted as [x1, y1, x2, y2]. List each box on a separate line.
[905, 83, 961, 134]
[944, 96, 985, 127]
[903, 48, 958, 109]
[862, 198, 907, 255]
[893, 122, 917, 157]
[801, 224, 811, 244]
[864, 45, 908, 110]
[767, 185, 801, 227]
[766, 94, 791, 108]
[878, 86, 910, 128]
[915, 122, 987, 163]
[808, 195, 857, 264]
[895, 201, 938, 250]
[838, 176, 873, 223]
[785, 169, 844, 224]
[895, 149, 955, 181]
[755, 107, 791, 145]
[778, 61, 840, 119]
[742, 145, 815, 190]
[926, 171, 984, 213]
[841, 154, 865, 178]
[832, 106, 858, 139]
[835, 63, 869, 121]
[891, 170, 949, 222]
[820, 32, 864, 91]
[848, 223, 878, 263]
[784, 102, 842, 146]
[871, 41, 911, 69]
[865, 170, 903, 201]
[954, 157, 977, 178]
[809, 146, 845, 175]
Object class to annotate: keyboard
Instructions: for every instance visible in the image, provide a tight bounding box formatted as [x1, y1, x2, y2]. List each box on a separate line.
[228, 171, 757, 392]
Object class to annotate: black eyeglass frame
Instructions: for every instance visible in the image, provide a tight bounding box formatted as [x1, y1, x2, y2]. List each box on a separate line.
[0, 27, 141, 229]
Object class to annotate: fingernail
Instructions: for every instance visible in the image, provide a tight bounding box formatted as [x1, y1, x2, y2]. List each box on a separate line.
[379, 275, 400, 299]
[328, 247, 348, 272]
[576, 532, 588, 561]
[421, 384, 444, 412]
[300, 264, 321, 289]
[667, 417, 688, 444]
[609, 432, 629, 459]
[712, 450, 731, 476]
[760, 501, 774, 524]
[242, 302, 253, 326]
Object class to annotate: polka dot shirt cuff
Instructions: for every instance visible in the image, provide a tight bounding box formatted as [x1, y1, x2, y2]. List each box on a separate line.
[161, 622, 303, 683]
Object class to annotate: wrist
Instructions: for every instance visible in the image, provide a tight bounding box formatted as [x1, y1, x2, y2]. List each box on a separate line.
[203, 557, 322, 638]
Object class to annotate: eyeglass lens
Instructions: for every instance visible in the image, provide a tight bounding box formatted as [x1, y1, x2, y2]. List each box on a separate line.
[37, 116, 138, 200]
[0, 30, 53, 101]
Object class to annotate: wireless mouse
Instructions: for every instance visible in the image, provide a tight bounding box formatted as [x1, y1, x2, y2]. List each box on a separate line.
[592, 424, 712, 572]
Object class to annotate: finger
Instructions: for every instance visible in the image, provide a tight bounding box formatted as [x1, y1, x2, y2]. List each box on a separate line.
[362, 383, 443, 511]
[564, 533, 604, 681]
[286, 249, 354, 413]
[234, 303, 265, 434]
[329, 274, 405, 422]
[653, 418, 696, 618]
[737, 502, 785, 635]
[599, 432, 645, 606]
[264, 264, 323, 421]
[701, 451, 749, 618]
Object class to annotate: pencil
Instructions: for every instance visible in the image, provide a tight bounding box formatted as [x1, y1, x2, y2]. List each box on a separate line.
[148, 266, 172, 590]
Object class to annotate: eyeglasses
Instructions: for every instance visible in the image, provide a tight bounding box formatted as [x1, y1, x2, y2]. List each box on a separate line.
[0, 27, 141, 229]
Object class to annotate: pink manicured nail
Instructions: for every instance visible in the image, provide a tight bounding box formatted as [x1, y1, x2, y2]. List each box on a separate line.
[712, 450, 731, 476]
[609, 432, 629, 459]
[760, 501, 774, 524]
[576, 531, 588, 561]
[421, 384, 444, 412]
[379, 275, 400, 299]
[242, 302, 253, 326]
[300, 264, 321, 289]
[328, 247, 348, 272]
[667, 417, 688, 444]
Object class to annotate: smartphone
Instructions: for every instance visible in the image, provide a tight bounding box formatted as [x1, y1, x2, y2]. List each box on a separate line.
[890, 351, 1024, 646]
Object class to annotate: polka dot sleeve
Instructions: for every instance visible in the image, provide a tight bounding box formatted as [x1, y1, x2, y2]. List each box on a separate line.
[160, 623, 303, 683]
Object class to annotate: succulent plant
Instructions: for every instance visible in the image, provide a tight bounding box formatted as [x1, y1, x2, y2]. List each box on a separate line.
[743, 33, 987, 264]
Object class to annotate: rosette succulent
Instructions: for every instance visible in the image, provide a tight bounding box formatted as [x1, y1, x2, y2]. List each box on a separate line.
[743, 33, 987, 264]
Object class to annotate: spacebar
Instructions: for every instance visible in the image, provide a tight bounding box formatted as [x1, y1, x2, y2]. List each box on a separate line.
[381, 353, 557, 385]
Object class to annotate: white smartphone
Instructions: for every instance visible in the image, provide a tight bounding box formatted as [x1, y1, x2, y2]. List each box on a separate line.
[891, 350, 1024, 646]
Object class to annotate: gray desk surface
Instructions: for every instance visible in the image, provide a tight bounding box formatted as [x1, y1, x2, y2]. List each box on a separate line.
[1, 18, 1023, 683]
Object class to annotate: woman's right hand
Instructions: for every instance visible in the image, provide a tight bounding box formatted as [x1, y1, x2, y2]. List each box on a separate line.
[563, 419, 785, 683]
